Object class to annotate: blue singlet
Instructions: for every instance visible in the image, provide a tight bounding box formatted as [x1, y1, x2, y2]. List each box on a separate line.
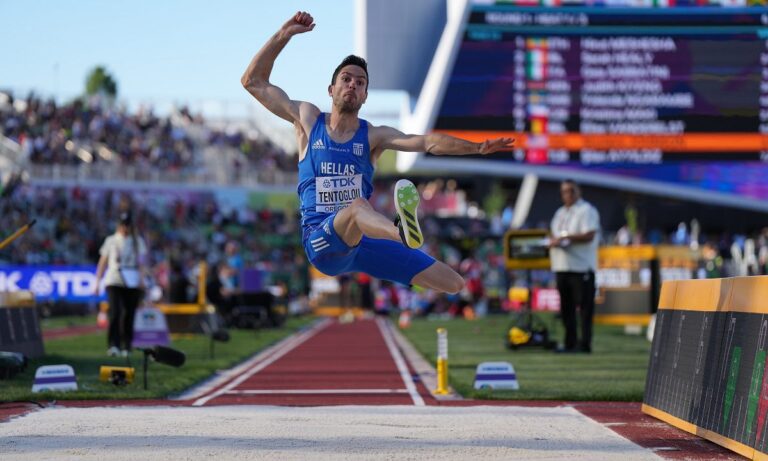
[297, 113, 434, 286]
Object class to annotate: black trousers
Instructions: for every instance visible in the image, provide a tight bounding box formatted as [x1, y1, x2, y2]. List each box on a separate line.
[555, 271, 596, 351]
[106, 285, 143, 350]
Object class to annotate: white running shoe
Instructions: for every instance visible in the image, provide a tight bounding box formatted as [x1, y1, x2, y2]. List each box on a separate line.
[393, 179, 423, 249]
[107, 346, 120, 357]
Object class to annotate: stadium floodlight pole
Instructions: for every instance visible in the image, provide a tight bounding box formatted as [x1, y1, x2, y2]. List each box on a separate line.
[434, 328, 449, 395]
[0, 219, 36, 251]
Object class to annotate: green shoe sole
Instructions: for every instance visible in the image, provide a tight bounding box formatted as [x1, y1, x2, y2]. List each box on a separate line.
[394, 179, 423, 249]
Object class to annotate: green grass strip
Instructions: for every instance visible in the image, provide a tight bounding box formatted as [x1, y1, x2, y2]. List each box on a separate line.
[398, 314, 652, 401]
[1, 316, 315, 402]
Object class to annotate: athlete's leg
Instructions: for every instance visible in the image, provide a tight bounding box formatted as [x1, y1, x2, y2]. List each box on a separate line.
[351, 237, 463, 295]
[411, 261, 465, 295]
[333, 198, 399, 247]
[334, 179, 424, 249]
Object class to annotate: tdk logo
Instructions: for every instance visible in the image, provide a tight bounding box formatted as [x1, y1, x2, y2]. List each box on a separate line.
[324, 177, 356, 187]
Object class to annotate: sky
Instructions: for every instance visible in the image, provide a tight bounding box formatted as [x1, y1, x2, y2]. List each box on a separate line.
[0, 0, 402, 126]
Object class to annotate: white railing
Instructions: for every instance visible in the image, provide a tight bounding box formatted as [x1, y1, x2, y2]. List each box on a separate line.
[22, 162, 297, 188]
[0, 135, 23, 165]
[2, 131, 298, 188]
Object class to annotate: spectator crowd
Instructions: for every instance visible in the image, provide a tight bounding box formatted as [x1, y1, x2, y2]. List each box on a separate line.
[1, 90, 767, 320]
[0, 91, 295, 180]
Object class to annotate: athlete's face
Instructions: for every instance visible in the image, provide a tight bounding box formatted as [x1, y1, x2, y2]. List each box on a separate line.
[329, 65, 368, 113]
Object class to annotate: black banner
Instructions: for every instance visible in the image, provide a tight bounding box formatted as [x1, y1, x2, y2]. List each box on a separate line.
[0, 305, 44, 358]
[645, 309, 768, 455]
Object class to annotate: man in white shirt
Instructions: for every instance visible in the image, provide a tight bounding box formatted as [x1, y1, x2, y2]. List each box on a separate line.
[549, 179, 600, 353]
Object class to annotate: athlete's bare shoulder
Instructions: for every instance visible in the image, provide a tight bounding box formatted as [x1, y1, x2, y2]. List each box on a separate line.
[296, 102, 321, 132]
[367, 123, 407, 150]
[295, 102, 323, 161]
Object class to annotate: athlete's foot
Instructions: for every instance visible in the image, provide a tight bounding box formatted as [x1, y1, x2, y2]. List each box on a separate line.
[394, 179, 423, 249]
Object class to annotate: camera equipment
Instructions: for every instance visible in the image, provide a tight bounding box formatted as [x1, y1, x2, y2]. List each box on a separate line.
[0, 351, 27, 379]
[99, 366, 135, 386]
[141, 345, 186, 390]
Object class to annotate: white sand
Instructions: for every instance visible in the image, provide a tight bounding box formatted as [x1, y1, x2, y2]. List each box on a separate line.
[0, 405, 660, 460]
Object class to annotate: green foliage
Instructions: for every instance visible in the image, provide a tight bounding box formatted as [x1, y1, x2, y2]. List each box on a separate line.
[399, 314, 651, 401]
[625, 204, 638, 234]
[85, 66, 118, 98]
[0, 316, 314, 402]
[482, 182, 508, 217]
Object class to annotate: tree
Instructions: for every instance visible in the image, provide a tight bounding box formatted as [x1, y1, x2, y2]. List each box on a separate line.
[85, 66, 118, 98]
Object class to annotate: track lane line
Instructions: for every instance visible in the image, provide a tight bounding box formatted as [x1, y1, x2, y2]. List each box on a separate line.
[191, 319, 332, 406]
[178, 319, 331, 401]
[377, 317, 425, 406]
[226, 389, 409, 395]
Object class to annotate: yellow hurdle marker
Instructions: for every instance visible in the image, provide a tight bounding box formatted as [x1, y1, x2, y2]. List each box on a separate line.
[0, 219, 36, 251]
[434, 328, 450, 395]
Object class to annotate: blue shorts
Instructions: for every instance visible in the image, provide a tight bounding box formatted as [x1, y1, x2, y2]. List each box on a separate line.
[303, 213, 435, 286]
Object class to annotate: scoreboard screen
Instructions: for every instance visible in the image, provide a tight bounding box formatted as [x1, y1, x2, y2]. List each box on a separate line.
[433, 2, 768, 200]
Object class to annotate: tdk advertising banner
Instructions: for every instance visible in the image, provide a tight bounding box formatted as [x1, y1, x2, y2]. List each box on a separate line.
[0, 266, 104, 302]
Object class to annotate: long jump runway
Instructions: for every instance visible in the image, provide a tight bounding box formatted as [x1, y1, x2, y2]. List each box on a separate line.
[0, 317, 742, 460]
[187, 318, 425, 407]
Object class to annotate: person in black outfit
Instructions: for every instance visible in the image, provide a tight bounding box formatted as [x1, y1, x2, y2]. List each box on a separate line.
[206, 261, 236, 324]
[168, 259, 190, 303]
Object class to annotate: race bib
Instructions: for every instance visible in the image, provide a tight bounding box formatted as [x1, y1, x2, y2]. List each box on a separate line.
[315, 174, 363, 213]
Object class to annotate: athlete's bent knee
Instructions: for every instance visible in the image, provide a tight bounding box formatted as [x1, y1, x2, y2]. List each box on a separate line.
[350, 198, 370, 210]
[348, 198, 372, 224]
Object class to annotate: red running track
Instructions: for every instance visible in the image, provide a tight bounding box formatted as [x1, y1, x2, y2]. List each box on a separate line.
[191, 318, 430, 407]
[42, 324, 103, 340]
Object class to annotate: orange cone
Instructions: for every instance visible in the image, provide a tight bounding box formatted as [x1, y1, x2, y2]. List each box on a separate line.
[398, 310, 412, 329]
[97, 311, 108, 329]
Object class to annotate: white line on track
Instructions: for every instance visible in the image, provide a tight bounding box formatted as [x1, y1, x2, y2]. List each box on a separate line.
[225, 389, 409, 395]
[376, 317, 425, 406]
[191, 319, 332, 406]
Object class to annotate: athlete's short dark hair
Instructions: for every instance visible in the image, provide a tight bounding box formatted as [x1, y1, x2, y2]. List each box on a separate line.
[331, 55, 369, 89]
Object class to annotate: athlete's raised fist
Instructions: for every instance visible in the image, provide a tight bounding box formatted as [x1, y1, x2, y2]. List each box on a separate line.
[282, 11, 315, 36]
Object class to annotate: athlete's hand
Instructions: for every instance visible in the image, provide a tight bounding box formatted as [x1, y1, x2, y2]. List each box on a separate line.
[282, 11, 315, 37]
[478, 137, 515, 155]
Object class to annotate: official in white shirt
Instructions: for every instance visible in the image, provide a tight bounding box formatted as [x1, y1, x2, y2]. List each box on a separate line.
[549, 179, 600, 353]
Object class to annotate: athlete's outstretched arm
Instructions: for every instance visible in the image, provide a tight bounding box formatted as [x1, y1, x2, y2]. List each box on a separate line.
[241, 11, 315, 123]
[372, 126, 514, 156]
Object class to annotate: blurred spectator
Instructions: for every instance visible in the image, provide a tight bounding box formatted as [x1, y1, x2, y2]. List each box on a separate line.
[224, 240, 244, 290]
[168, 259, 191, 303]
[206, 261, 236, 322]
[356, 272, 373, 311]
